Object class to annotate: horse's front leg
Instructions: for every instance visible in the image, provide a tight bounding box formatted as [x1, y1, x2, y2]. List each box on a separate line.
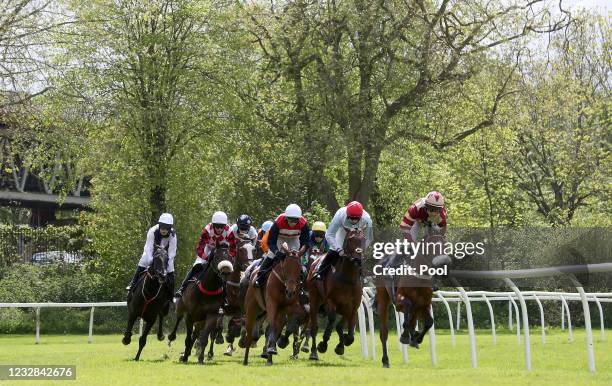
[266, 309, 285, 366]
[157, 312, 165, 341]
[376, 288, 391, 368]
[198, 316, 218, 364]
[415, 306, 434, 345]
[179, 315, 194, 362]
[343, 307, 358, 347]
[399, 297, 414, 346]
[334, 316, 345, 355]
[122, 312, 137, 346]
[135, 319, 154, 361]
[317, 309, 336, 353]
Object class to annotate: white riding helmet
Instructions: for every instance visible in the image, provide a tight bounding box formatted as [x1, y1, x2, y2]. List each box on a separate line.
[211, 211, 228, 225]
[158, 213, 174, 225]
[261, 220, 273, 232]
[425, 191, 445, 208]
[285, 204, 302, 218]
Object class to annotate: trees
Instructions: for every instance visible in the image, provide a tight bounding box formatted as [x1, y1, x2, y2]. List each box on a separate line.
[505, 15, 610, 226]
[238, 0, 570, 211]
[0, 0, 69, 108]
[64, 0, 212, 225]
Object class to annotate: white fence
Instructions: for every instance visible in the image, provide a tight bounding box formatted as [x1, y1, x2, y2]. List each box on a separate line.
[1, 263, 611, 373]
[356, 262, 612, 373]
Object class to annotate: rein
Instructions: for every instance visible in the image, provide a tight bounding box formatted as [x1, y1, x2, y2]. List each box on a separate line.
[140, 272, 163, 317]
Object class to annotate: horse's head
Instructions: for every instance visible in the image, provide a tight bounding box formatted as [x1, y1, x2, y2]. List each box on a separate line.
[424, 234, 452, 267]
[151, 246, 168, 284]
[235, 239, 255, 271]
[278, 242, 302, 300]
[342, 228, 365, 265]
[210, 245, 234, 282]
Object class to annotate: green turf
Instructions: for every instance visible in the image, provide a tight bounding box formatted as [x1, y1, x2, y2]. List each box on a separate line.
[0, 329, 611, 385]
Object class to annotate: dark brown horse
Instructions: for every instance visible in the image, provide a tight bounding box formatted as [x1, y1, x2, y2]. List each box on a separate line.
[122, 246, 170, 361]
[376, 233, 449, 368]
[222, 239, 255, 356]
[242, 243, 305, 366]
[167, 246, 233, 364]
[306, 229, 365, 360]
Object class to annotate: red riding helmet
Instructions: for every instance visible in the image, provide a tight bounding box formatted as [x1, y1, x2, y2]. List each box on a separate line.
[346, 201, 364, 218]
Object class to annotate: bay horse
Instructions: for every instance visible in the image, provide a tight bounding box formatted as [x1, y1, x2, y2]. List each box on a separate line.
[306, 229, 364, 360]
[122, 246, 171, 361]
[376, 233, 450, 368]
[277, 246, 324, 358]
[242, 243, 305, 366]
[167, 246, 233, 364]
[222, 239, 255, 356]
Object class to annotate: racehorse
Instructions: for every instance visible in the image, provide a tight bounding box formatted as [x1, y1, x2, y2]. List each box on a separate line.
[167, 246, 233, 364]
[122, 246, 171, 361]
[222, 239, 255, 357]
[242, 243, 305, 366]
[276, 246, 324, 358]
[306, 228, 365, 360]
[376, 233, 450, 367]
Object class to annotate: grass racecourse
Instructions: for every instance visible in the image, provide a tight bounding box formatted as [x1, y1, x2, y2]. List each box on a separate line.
[1, 329, 611, 385]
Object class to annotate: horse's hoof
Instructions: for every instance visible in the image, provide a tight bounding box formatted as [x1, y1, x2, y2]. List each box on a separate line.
[301, 346, 309, 353]
[216, 335, 224, 344]
[334, 344, 344, 356]
[267, 347, 278, 355]
[207, 353, 214, 360]
[290, 355, 298, 360]
[243, 361, 248, 366]
[157, 334, 165, 341]
[277, 336, 289, 349]
[383, 362, 390, 368]
[179, 354, 188, 363]
[317, 341, 328, 353]
[309, 352, 319, 361]
[122, 336, 131, 345]
[343, 334, 354, 346]
[168, 333, 176, 342]
[266, 359, 273, 366]
[198, 359, 204, 365]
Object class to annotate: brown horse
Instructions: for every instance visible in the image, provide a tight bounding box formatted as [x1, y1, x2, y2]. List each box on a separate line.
[306, 229, 365, 360]
[376, 233, 449, 368]
[222, 239, 255, 356]
[167, 246, 233, 364]
[242, 243, 305, 366]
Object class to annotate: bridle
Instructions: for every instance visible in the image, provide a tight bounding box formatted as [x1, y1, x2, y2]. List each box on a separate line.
[271, 251, 300, 289]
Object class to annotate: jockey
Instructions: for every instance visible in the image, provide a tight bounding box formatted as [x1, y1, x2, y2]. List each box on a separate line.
[258, 220, 274, 241]
[126, 213, 176, 301]
[400, 191, 447, 243]
[314, 201, 373, 280]
[256, 220, 273, 258]
[253, 204, 310, 287]
[305, 221, 329, 264]
[174, 211, 236, 298]
[400, 191, 447, 291]
[230, 214, 258, 245]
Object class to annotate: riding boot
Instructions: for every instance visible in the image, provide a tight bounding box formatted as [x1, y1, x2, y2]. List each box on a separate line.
[314, 250, 339, 280]
[253, 256, 275, 287]
[126, 265, 147, 291]
[174, 263, 204, 298]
